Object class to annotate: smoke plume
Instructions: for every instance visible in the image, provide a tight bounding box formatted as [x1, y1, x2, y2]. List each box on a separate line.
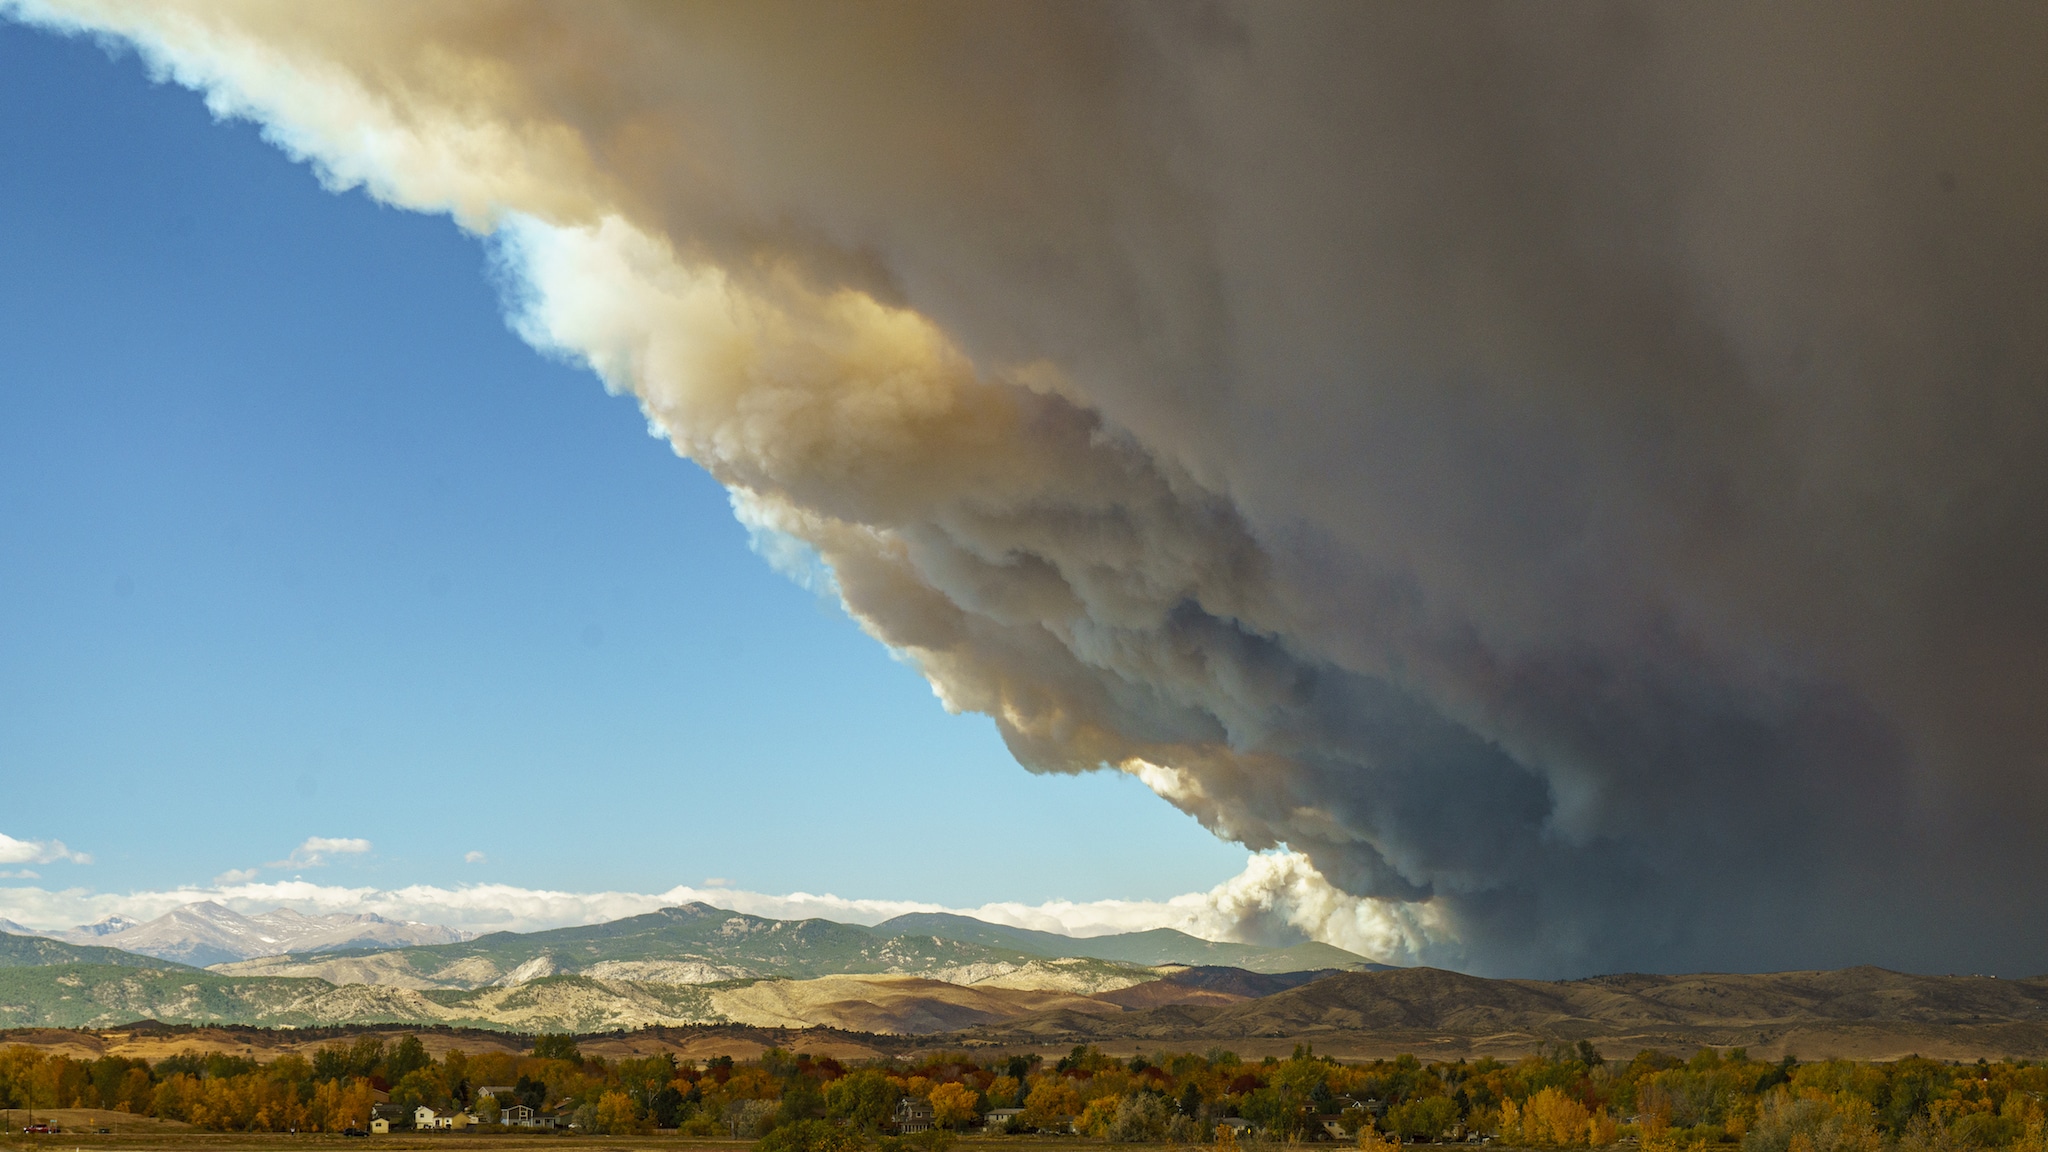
[15, 1, 2048, 975]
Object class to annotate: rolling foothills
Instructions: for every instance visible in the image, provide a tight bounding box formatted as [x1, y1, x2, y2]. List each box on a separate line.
[5, 904, 2048, 1151]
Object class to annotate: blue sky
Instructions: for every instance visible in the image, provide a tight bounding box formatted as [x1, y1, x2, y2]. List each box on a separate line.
[0, 22, 1250, 922]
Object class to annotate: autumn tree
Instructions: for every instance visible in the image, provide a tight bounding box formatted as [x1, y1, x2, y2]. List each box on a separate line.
[929, 1081, 980, 1130]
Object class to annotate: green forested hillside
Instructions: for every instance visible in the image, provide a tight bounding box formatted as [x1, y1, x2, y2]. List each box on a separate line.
[0, 963, 349, 1028]
[432, 902, 1037, 973]
[870, 913, 1380, 973]
[0, 963, 733, 1031]
[221, 904, 1046, 989]
[0, 931, 188, 970]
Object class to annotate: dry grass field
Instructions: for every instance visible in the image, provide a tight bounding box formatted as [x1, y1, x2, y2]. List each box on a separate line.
[0, 1129, 1195, 1152]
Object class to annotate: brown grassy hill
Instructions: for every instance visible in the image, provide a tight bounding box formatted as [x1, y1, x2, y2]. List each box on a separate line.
[0, 1021, 914, 1063]
[976, 967, 2048, 1062]
[1095, 966, 1336, 1010]
[14, 967, 2048, 1064]
[707, 975, 1122, 1033]
[1126, 966, 2048, 1036]
[1567, 968, 2048, 1025]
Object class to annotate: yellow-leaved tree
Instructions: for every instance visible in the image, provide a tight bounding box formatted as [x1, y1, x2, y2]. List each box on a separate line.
[929, 1082, 980, 1130]
[1021, 1077, 1082, 1131]
[591, 1090, 644, 1136]
[1077, 1096, 1120, 1138]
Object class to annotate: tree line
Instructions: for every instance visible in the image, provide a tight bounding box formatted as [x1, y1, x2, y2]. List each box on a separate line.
[3, 1033, 2048, 1152]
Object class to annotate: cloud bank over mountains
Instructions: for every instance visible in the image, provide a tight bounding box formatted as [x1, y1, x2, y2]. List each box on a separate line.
[0, 851, 1414, 960]
[11, 3, 2048, 974]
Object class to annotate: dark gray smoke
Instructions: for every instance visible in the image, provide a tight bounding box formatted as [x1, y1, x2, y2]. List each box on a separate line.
[17, 0, 2048, 975]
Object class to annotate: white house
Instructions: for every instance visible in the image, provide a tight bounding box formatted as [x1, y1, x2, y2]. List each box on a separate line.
[415, 1106, 452, 1131]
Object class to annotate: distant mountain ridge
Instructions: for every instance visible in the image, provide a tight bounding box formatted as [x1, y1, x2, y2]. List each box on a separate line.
[0, 931, 190, 971]
[0, 900, 1387, 1033]
[215, 903, 1062, 988]
[210, 904, 1378, 990]
[9, 899, 1379, 978]
[6, 952, 2048, 1061]
[26, 902, 469, 967]
[871, 912, 1383, 974]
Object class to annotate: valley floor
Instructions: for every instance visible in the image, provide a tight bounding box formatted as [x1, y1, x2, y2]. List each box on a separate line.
[0, 1128, 1252, 1152]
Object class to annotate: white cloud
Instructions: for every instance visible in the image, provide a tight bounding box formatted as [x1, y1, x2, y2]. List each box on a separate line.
[463, 851, 486, 864]
[212, 868, 260, 885]
[266, 836, 372, 868]
[0, 870, 40, 880]
[0, 851, 1445, 961]
[0, 833, 89, 866]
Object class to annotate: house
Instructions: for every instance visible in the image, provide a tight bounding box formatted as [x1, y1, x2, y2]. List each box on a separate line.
[1218, 1118, 1253, 1136]
[415, 1106, 452, 1131]
[984, 1108, 1025, 1132]
[369, 1119, 390, 1135]
[470, 1087, 512, 1119]
[895, 1097, 935, 1134]
[500, 1106, 559, 1130]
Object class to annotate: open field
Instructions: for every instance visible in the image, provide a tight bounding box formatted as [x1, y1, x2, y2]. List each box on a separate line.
[0, 1134, 1213, 1152]
[7, 1020, 2048, 1067]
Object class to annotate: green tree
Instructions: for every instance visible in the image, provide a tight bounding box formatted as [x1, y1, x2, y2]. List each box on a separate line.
[1389, 1095, 1459, 1140]
[651, 1085, 686, 1129]
[391, 1067, 447, 1116]
[825, 1068, 901, 1131]
[532, 1034, 583, 1064]
[386, 1035, 430, 1083]
[759, 1118, 863, 1152]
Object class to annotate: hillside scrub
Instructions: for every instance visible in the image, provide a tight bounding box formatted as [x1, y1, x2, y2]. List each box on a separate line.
[5, 1035, 2048, 1149]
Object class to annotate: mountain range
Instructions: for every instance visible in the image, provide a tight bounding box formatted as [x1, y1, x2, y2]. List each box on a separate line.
[873, 912, 1384, 975]
[0, 901, 1377, 1033]
[210, 903, 1378, 990]
[3, 934, 2047, 1062]
[6, 901, 1374, 979]
[6, 905, 2048, 1064]
[15, 903, 470, 967]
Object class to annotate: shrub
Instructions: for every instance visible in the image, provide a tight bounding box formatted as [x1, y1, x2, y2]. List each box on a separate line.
[759, 1119, 865, 1152]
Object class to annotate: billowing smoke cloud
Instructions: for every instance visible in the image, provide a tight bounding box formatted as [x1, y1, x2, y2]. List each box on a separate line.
[13, 1, 2048, 975]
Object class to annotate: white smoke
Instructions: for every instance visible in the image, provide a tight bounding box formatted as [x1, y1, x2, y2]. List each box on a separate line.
[12, 1, 2048, 977]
